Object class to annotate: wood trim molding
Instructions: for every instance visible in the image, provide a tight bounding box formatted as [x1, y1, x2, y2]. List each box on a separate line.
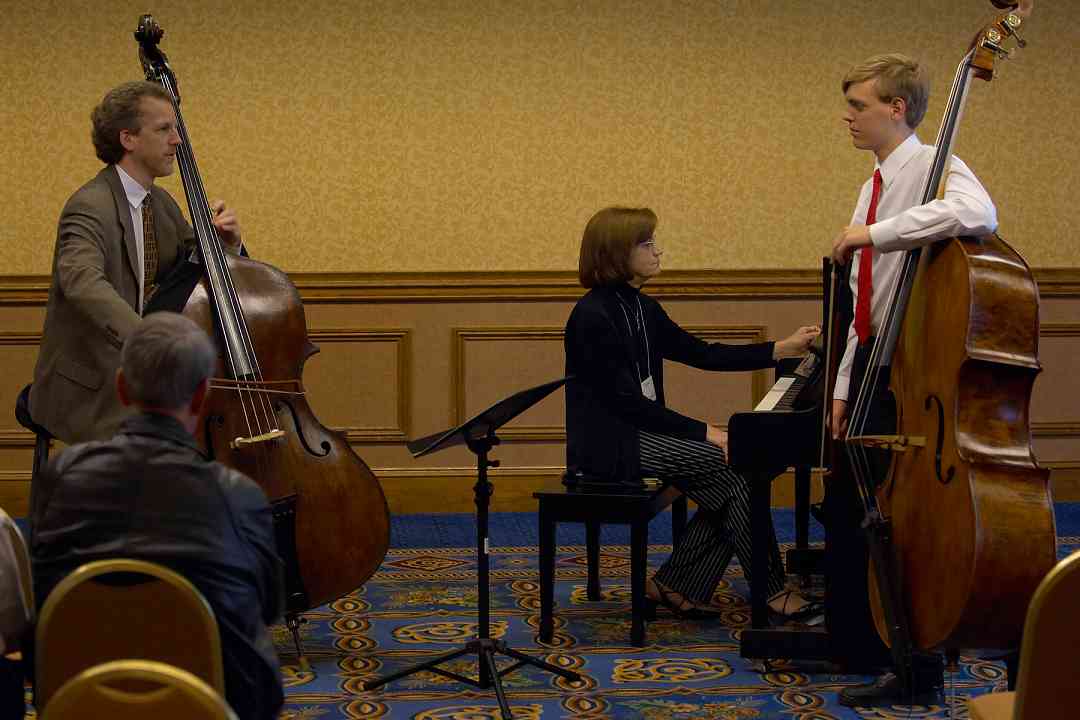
[679, 325, 770, 406]
[0, 430, 39, 448]
[4, 421, 1071, 448]
[3, 268, 1076, 306]
[307, 328, 411, 443]
[374, 465, 566, 479]
[1040, 322, 1080, 338]
[375, 465, 566, 513]
[450, 324, 769, 441]
[0, 426, 407, 449]
[1035, 270, 1080, 299]
[0, 329, 413, 445]
[451, 327, 565, 441]
[1032, 422, 1080, 438]
[0, 277, 47, 307]
[1043, 461, 1080, 471]
[0, 270, 825, 305]
[0, 332, 42, 345]
[1034, 322, 1080, 442]
[273, 270, 831, 303]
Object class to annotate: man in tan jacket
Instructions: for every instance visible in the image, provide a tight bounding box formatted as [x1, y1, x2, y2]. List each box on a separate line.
[30, 81, 241, 443]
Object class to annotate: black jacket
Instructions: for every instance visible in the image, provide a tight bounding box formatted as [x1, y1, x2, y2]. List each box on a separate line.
[564, 283, 776, 482]
[30, 412, 284, 720]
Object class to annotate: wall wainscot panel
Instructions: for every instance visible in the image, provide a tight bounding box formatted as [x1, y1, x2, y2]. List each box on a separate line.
[0, 270, 1076, 513]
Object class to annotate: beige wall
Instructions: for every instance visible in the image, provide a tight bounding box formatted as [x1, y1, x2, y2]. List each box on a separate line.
[2, 1, 1078, 274]
[1, 3, 1077, 514]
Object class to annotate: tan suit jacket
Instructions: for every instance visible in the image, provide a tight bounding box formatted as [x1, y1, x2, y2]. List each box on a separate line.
[30, 165, 195, 443]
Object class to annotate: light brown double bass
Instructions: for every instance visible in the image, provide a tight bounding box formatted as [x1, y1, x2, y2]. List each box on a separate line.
[134, 16, 390, 639]
[839, 0, 1056, 670]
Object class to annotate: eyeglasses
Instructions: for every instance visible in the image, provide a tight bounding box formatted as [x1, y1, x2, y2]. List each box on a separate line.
[637, 237, 661, 252]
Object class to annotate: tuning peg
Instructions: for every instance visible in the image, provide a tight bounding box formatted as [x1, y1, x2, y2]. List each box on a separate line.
[982, 37, 1009, 59]
[1003, 12, 1028, 48]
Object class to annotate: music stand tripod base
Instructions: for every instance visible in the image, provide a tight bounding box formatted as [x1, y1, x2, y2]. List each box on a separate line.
[361, 378, 582, 719]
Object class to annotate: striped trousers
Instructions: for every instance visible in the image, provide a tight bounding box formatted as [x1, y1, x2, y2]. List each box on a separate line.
[640, 430, 787, 604]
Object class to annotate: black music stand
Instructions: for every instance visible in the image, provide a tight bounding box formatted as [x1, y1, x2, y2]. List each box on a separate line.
[362, 377, 582, 718]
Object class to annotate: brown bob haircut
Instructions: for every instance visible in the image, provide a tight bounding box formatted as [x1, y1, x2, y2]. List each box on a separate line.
[578, 207, 657, 288]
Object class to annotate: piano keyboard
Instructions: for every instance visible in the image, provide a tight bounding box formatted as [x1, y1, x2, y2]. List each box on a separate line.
[753, 352, 819, 412]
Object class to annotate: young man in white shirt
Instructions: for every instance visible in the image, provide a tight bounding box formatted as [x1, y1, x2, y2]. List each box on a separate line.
[826, 53, 997, 708]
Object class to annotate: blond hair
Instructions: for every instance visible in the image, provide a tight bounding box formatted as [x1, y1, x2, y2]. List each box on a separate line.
[842, 53, 929, 129]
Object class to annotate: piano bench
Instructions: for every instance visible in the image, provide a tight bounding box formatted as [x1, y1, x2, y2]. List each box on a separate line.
[533, 480, 687, 648]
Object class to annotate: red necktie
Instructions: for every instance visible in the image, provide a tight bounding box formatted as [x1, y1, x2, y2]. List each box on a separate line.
[853, 169, 883, 345]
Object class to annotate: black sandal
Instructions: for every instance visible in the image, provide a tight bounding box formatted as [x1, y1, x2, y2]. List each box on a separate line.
[646, 578, 724, 619]
[768, 589, 823, 621]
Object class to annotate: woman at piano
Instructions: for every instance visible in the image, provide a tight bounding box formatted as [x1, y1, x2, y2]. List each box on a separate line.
[565, 206, 821, 619]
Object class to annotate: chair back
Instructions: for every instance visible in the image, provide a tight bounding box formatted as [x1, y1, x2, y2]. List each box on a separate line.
[42, 659, 237, 720]
[1013, 549, 1080, 719]
[35, 559, 224, 711]
[0, 508, 33, 652]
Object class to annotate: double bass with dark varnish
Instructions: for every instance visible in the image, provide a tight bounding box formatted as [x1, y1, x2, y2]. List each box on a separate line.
[135, 16, 390, 618]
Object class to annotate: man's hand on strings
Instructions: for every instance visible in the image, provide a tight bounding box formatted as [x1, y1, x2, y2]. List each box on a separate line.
[210, 200, 242, 248]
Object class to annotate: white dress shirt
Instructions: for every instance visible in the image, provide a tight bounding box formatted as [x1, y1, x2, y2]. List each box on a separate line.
[115, 165, 151, 315]
[834, 133, 997, 401]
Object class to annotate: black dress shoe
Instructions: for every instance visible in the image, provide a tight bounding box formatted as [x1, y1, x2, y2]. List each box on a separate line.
[839, 672, 943, 708]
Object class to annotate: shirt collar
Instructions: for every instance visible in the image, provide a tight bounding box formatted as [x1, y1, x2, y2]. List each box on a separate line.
[114, 164, 150, 210]
[875, 133, 923, 188]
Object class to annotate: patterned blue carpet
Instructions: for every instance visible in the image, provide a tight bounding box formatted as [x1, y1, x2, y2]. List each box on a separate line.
[271, 504, 1080, 720]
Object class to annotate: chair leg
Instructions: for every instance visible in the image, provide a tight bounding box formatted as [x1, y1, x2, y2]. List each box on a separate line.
[586, 520, 601, 601]
[32, 434, 49, 478]
[538, 506, 556, 643]
[630, 520, 647, 647]
[28, 433, 49, 519]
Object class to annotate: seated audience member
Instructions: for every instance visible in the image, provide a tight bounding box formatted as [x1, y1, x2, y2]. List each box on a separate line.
[31, 312, 284, 720]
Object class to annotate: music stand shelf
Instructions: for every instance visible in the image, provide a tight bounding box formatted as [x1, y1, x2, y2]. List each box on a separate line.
[361, 378, 582, 719]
